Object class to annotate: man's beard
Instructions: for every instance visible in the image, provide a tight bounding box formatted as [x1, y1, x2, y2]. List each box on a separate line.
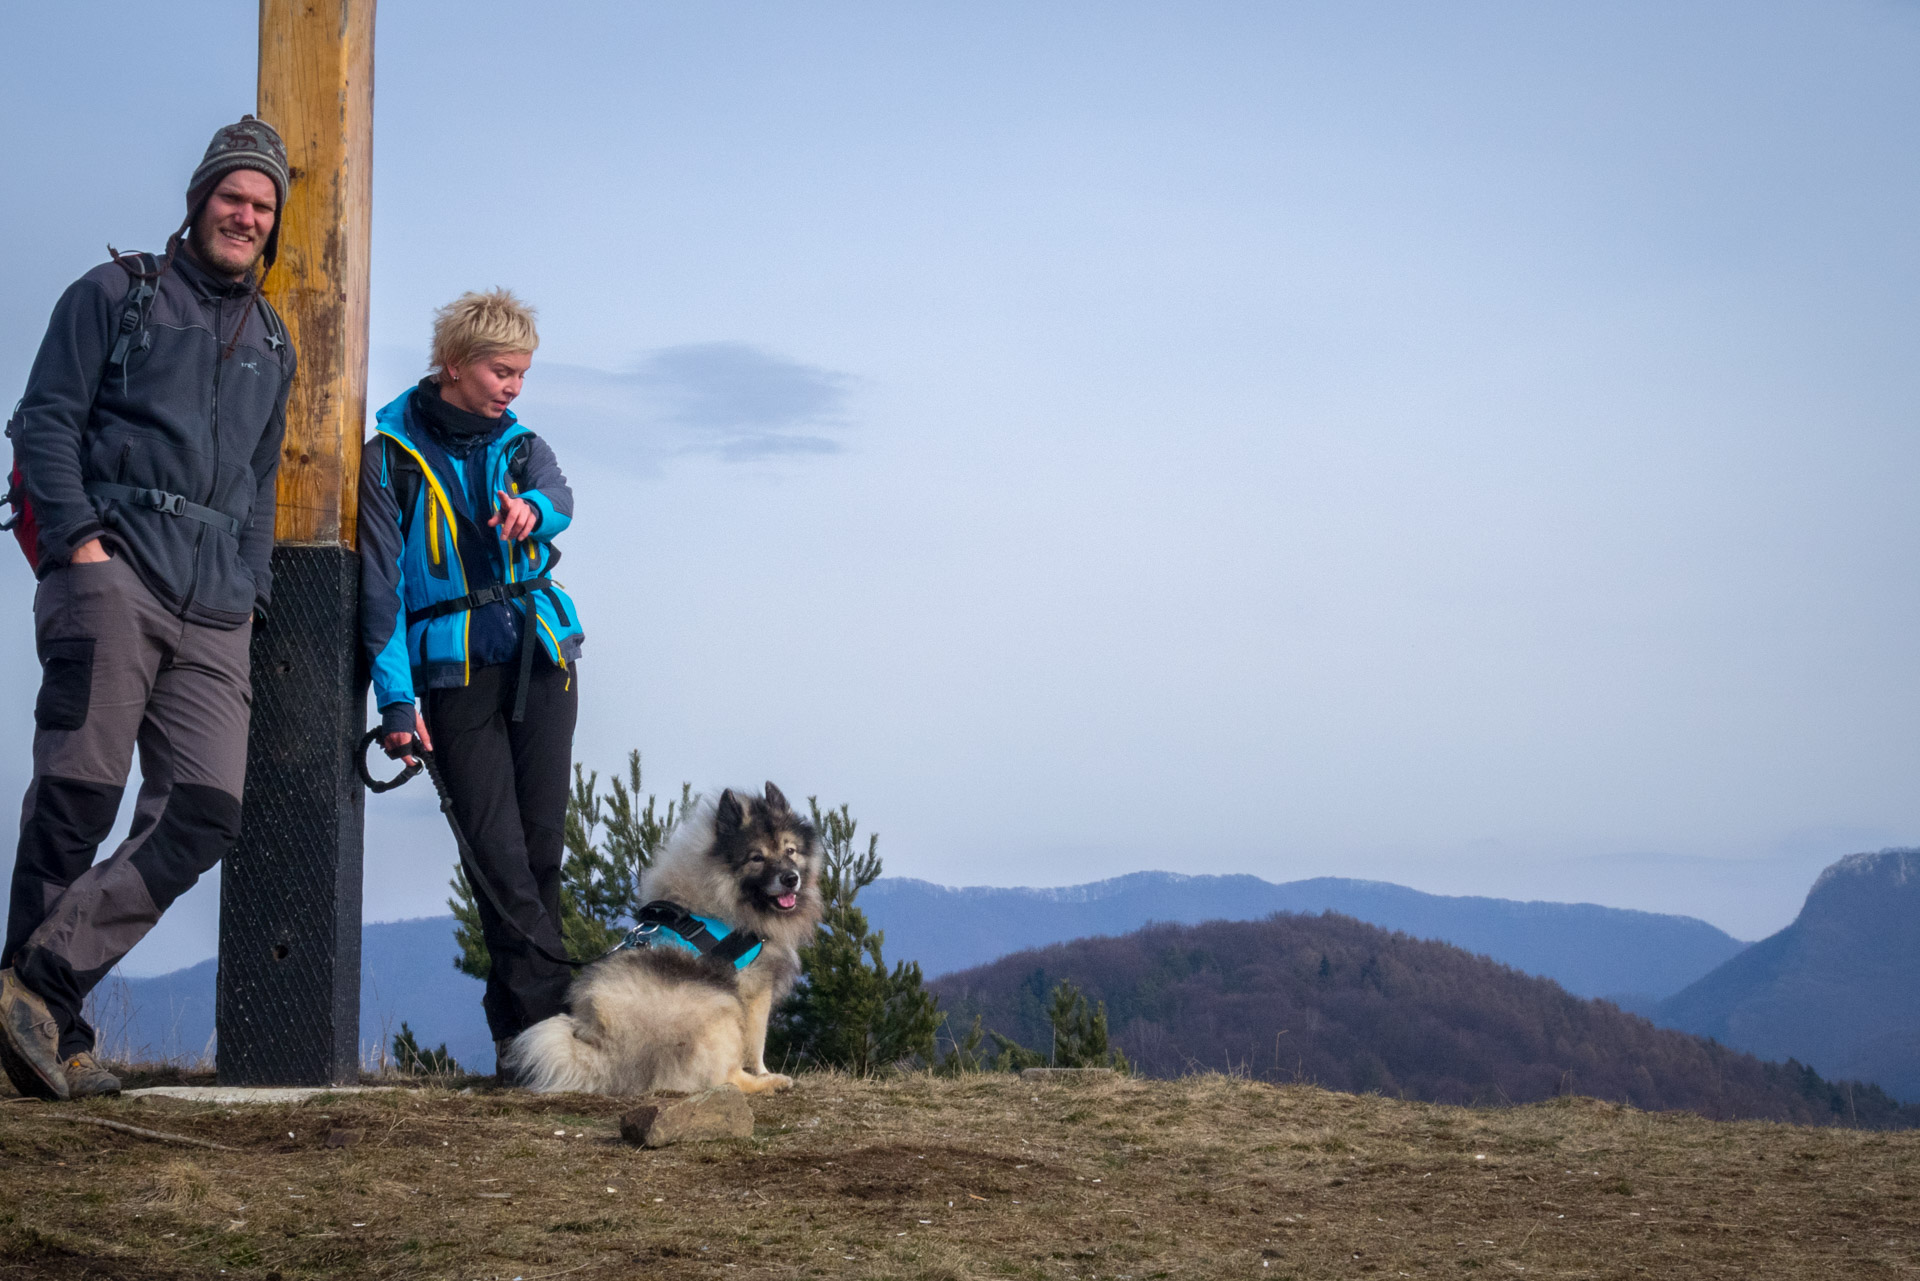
[188, 216, 264, 278]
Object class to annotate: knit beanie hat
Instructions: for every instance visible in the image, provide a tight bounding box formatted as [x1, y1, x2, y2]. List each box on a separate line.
[184, 115, 290, 270]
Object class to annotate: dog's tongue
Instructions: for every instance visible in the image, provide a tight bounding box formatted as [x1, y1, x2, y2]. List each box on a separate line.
[776, 893, 798, 910]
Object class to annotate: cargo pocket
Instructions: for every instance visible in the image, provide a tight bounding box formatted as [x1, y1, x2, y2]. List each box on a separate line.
[34, 637, 96, 731]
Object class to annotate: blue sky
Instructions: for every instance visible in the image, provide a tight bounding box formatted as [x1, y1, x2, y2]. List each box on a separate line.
[3, 1, 1918, 974]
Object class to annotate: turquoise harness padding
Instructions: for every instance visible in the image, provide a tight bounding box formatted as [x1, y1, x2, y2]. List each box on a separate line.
[615, 901, 764, 971]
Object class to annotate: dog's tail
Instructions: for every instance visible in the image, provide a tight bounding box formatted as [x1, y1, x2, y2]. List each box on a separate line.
[502, 1014, 610, 1094]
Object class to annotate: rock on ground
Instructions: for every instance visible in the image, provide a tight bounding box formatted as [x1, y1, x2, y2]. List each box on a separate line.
[620, 1085, 753, 1147]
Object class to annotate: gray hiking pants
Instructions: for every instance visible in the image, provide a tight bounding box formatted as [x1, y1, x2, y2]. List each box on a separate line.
[3, 555, 251, 1057]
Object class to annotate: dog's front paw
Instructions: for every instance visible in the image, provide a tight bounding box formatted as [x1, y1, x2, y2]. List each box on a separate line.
[729, 1067, 795, 1096]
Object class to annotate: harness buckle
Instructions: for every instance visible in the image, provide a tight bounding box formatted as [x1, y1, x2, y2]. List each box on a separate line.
[154, 492, 185, 516]
[613, 921, 661, 954]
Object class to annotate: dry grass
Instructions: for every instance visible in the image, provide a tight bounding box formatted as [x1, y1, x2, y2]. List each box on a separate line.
[134, 1159, 216, 1209]
[1, 1071, 1916, 1279]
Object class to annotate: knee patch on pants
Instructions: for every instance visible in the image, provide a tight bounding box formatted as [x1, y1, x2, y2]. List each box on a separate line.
[128, 783, 242, 912]
[17, 776, 123, 880]
[6, 776, 123, 966]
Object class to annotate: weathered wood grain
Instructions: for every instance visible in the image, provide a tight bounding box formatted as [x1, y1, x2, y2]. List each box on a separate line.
[257, 0, 374, 547]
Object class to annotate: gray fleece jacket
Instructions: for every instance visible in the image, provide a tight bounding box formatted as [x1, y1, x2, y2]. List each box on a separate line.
[11, 251, 295, 627]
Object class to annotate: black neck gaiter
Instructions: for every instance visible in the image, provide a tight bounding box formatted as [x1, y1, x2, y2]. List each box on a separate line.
[410, 376, 503, 458]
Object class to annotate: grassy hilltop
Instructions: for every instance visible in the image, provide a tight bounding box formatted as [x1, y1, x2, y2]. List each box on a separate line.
[2, 1072, 1915, 1280]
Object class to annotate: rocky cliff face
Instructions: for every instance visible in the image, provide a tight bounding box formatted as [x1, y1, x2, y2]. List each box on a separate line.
[1657, 849, 1920, 1101]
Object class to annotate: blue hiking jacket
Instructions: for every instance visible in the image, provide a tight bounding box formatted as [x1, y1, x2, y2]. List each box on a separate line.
[357, 388, 584, 716]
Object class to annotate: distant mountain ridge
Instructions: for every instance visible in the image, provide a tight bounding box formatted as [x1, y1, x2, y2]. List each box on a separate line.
[864, 872, 1746, 1000]
[929, 911, 1916, 1127]
[1657, 848, 1920, 1101]
[93, 917, 494, 1075]
[92, 872, 1751, 1073]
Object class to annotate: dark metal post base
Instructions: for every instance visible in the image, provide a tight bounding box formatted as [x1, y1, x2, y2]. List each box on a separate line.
[217, 545, 364, 1085]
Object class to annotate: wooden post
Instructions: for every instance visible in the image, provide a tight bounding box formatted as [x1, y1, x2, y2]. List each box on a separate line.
[257, 0, 373, 547]
[217, 0, 375, 1086]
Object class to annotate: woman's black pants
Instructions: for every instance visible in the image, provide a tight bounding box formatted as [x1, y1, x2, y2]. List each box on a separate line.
[425, 660, 577, 1044]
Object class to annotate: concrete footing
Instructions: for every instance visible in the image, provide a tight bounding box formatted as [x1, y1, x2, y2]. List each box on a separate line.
[124, 1085, 400, 1105]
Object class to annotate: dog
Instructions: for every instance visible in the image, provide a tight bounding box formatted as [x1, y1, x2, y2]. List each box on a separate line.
[503, 782, 824, 1096]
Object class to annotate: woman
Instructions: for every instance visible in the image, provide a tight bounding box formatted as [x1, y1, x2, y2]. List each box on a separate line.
[359, 289, 584, 1076]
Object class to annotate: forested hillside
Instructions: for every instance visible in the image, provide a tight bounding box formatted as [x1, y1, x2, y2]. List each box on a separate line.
[866, 871, 1744, 998]
[931, 911, 1917, 1128]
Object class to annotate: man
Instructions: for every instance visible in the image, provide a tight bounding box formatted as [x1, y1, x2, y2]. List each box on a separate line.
[0, 117, 296, 1100]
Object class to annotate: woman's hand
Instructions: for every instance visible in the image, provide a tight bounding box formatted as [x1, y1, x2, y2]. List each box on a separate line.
[70, 539, 110, 564]
[383, 705, 434, 765]
[490, 490, 538, 542]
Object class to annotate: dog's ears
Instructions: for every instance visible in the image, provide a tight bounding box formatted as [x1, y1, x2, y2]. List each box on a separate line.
[716, 788, 745, 833]
[763, 782, 790, 815]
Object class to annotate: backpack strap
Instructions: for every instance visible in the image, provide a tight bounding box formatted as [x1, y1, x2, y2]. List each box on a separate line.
[105, 253, 162, 374]
[84, 482, 241, 535]
[2, 401, 26, 533]
[505, 433, 534, 490]
[383, 437, 426, 541]
[5, 254, 165, 543]
[405, 576, 553, 627]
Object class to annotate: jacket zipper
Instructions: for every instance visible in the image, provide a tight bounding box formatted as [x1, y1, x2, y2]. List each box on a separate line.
[181, 293, 225, 615]
[206, 293, 223, 506]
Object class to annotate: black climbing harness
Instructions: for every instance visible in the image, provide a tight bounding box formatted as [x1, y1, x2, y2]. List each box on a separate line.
[356, 729, 762, 971]
[406, 576, 565, 724]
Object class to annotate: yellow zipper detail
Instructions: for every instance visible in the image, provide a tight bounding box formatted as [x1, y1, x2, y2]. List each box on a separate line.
[538, 614, 566, 669]
[381, 430, 470, 680]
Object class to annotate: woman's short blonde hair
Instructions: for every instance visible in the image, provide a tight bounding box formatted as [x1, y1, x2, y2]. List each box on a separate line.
[430, 288, 539, 375]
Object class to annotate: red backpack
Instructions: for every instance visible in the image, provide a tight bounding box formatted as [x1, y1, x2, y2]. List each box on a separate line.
[3, 254, 163, 566]
[0, 447, 39, 567]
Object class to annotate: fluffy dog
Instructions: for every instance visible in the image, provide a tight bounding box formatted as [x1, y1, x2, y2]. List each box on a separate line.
[504, 783, 823, 1096]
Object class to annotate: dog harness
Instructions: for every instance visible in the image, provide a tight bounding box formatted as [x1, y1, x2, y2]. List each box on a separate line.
[615, 899, 764, 970]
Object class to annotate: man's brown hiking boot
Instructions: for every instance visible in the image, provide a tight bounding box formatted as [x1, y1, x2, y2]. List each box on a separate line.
[0, 969, 69, 1101]
[63, 1051, 121, 1098]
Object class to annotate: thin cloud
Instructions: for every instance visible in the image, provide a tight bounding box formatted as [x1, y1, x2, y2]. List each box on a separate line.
[642, 342, 849, 434]
[515, 342, 855, 469]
